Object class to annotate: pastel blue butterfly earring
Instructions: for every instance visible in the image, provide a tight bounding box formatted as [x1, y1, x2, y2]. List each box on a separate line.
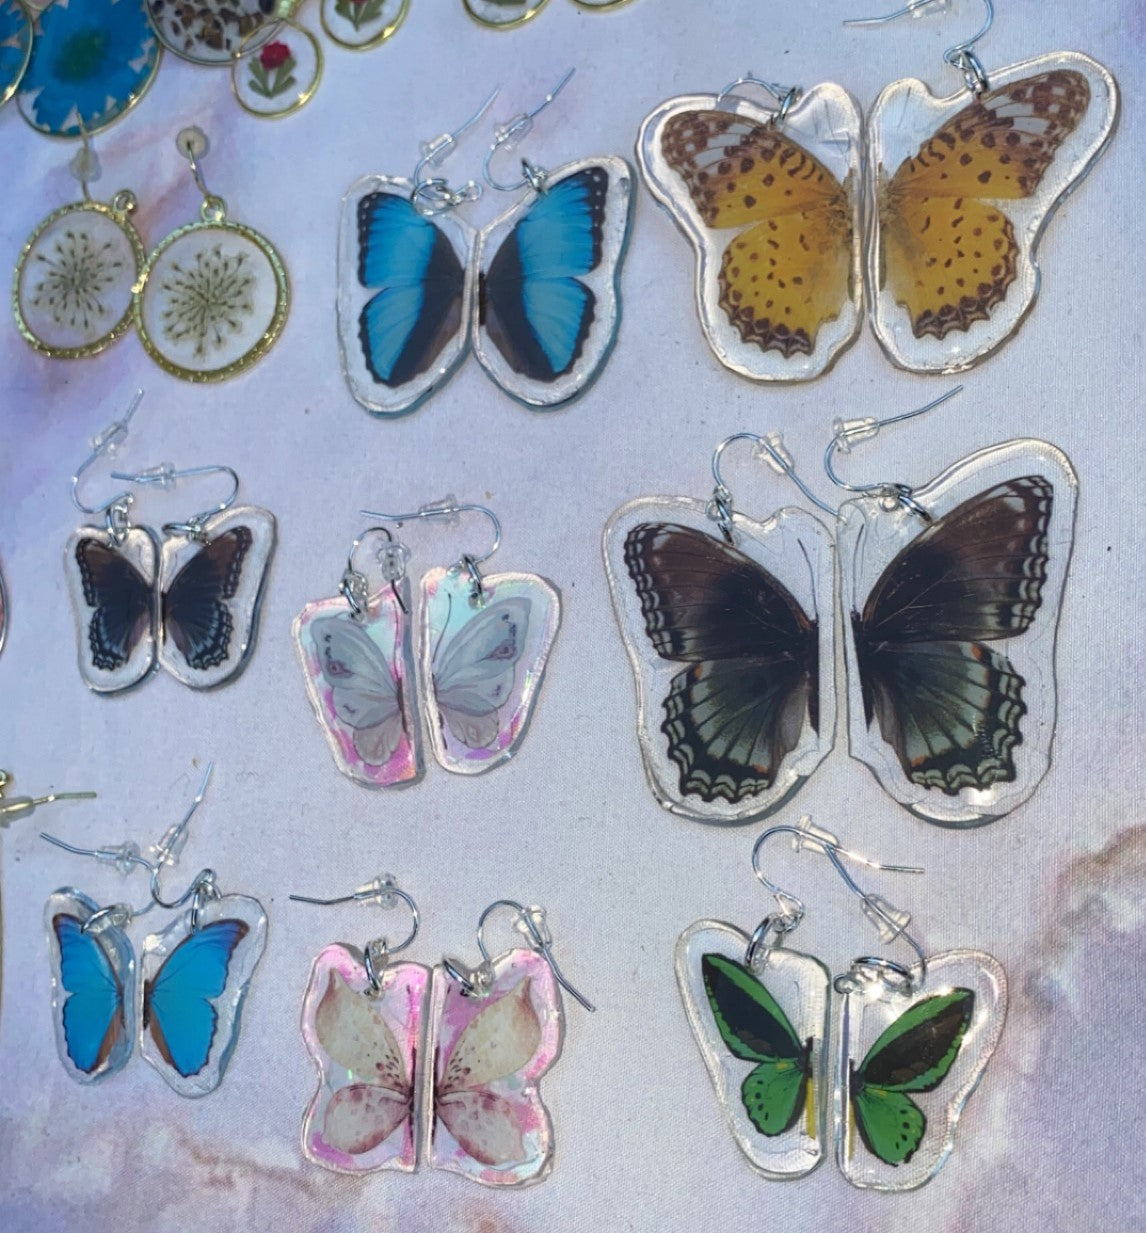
[295, 500, 561, 786]
[41, 765, 268, 1096]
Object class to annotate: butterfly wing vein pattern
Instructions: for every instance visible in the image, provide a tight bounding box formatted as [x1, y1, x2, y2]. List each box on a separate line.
[854, 477, 1053, 794]
[623, 522, 819, 803]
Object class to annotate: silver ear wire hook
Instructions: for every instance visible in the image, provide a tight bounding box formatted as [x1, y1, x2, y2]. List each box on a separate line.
[70, 122, 100, 203]
[0, 771, 96, 827]
[290, 876, 420, 993]
[750, 821, 927, 987]
[823, 386, 963, 522]
[149, 763, 214, 870]
[340, 526, 408, 619]
[474, 899, 595, 1012]
[176, 126, 227, 221]
[710, 432, 835, 541]
[146, 764, 216, 920]
[107, 463, 239, 541]
[410, 87, 500, 216]
[715, 73, 803, 125]
[845, 0, 994, 94]
[483, 67, 575, 194]
[39, 832, 159, 923]
[360, 500, 502, 600]
[72, 390, 144, 537]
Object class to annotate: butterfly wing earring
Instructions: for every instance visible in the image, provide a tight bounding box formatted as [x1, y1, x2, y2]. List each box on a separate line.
[637, 74, 863, 382]
[474, 69, 633, 408]
[826, 390, 1077, 824]
[603, 434, 836, 824]
[361, 501, 562, 776]
[14, 135, 146, 360]
[294, 877, 427, 1173]
[338, 92, 493, 417]
[430, 899, 593, 1186]
[133, 127, 290, 382]
[849, 0, 1119, 372]
[294, 527, 423, 788]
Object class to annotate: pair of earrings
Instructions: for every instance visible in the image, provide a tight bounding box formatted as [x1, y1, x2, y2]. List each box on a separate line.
[338, 71, 634, 415]
[40, 767, 268, 1096]
[679, 819, 1006, 1191]
[639, 0, 1119, 379]
[66, 393, 276, 694]
[294, 878, 591, 1185]
[295, 502, 560, 786]
[604, 390, 1077, 826]
[14, 128, 290, 381]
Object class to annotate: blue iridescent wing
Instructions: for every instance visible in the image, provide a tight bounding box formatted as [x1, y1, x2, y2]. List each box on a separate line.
[52, 913, 127, 1077]
[143, 919, 249, 1079]
[357, 191, 467, 387]
[479, 166, 609, 382]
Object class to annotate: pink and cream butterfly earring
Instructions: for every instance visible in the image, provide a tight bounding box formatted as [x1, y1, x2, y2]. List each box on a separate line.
[295, 880, 592, 1186]
[847, 0, 1119, 372]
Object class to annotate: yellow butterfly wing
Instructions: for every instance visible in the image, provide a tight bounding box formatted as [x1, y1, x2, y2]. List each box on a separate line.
[879, 71, 1092, 340]
[661, 110, 854, 357]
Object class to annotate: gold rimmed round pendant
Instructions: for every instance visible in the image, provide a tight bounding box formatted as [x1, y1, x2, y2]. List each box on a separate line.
[14, 192, 146, 359]
[231, 18, 323, 117]
[132, 129, 290, 382]
[320, 0, 408, 51]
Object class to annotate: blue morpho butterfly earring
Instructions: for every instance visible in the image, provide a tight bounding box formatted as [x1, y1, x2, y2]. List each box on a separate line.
[41, 765, 268, 1096]
[64, 392, 276, 695]
[338, 69, 633, 416]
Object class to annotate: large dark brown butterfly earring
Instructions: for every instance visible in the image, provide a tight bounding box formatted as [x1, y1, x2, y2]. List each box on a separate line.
[64, 392, 276, 695]
[847, 0, 1119, 373]
[826, 386, 1078, 825]
[603, 431, 838, 826]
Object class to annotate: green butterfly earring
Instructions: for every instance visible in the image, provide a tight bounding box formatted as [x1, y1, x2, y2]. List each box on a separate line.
[676, 817, 1007, 1190]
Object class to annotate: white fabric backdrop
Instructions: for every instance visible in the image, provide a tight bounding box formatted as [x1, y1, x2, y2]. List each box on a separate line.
[1, 1, 1142, 1229]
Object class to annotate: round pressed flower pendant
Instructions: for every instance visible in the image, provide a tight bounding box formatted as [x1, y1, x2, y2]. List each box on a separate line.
[231, 18, 321, 118]
[320, 0, 407, 51]
[0, 0, 33, 109]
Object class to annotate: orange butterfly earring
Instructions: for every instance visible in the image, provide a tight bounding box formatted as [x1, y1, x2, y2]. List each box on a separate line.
[637, 74, 865, 383]
[850, 0, 1119, 373]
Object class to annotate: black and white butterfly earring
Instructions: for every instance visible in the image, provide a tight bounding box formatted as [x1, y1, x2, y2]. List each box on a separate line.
[825, 389, 1077, 825]
[603, 432, 837, 824]
[359, 500, 561, 780]
[65, 396, 276, 694]
[475, 68, 633, 408]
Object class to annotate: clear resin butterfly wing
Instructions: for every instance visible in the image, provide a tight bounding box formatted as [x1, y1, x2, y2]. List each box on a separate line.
[473, 158, 633, 408]
[294, 585, 424, 788]
[676, 921, 829, 1178]
[838, 440, 1077, 825]
[300, 945, 428, 1174]
[418, 567, 560, 775]
[603, 497, 835, 824]
[834, 950, 1007, 1191]
[636, 87, 863, 382]
[138, 893, 266, 1097]
[65, 525, 159, 693]
[423, 949, 563, 1186]
[338, 175, 475, 417]
[157, 506, 275, 690]
[45, 890, 135, 1084]
[868, 53, 1118, 373]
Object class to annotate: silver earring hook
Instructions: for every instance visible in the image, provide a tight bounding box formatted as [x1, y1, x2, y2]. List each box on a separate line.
[40, 832, 159, 923]
[845, 0, 994, 93]
[823, 386, 963, 521]
[715, 73, 803, 125]
[709, 432, 835, 541]
[751, 821, 927, 987]
[360, 500, 502, 599]
[107, 463, 239, 541]
[410, 87, 499, 217]
[177, 126, 228, 221]
[71, 390, 144, 535]
[70, 122, 100, 203]
[0, 770, 96, 827]
[340, 525, 408, 619]
[483, 67, 575, 194]
[475, 899, 595, 1013]
[291, 876, 420, 992]
[147, 764, 215, 916]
